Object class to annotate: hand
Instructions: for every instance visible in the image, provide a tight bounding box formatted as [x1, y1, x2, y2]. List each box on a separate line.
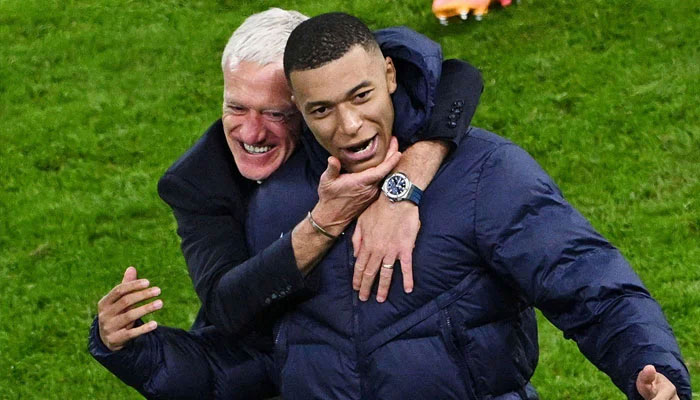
[312, 137, 401, 236]
[636, 365, 679, 400]
[97, 266, 162, 352]
[352, 196, 419, 302]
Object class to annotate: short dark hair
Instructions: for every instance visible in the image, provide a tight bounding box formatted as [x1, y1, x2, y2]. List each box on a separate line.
[283, 12, 380, 79]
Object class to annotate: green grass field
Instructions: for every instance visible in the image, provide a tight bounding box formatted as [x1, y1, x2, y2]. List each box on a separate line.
[1, 0, 697, 398]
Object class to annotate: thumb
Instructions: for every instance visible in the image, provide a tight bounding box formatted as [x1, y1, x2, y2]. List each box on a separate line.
[636, 365, 657, 398]
[359, 148, 401, 184]
[122, 266, 138, 284]
[385, 136, 399, 160]
[321, 156, 341, 182]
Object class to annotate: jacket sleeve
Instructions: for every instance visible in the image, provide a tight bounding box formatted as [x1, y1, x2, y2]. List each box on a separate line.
[425, 59, 483, 148]
[88, 317, 277, 399]
[473, 144, 691, 399]
[158, 172, 312, 336]
[375, 27, 483, 149]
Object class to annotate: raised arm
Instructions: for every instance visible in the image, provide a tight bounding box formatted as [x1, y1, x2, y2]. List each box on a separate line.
[352, 58, 484, 302]
[158, 123, 400, 335]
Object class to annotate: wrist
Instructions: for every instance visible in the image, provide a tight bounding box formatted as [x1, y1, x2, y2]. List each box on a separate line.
[376, 192, 416, 210]
[390, 140, 449, 189]
[309, 204, 348, 237]
[381, 172, 423, 206]
[307, 212, 338, 240]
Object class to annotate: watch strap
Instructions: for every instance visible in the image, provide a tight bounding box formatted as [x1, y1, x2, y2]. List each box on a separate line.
[406, 185, 423, 205]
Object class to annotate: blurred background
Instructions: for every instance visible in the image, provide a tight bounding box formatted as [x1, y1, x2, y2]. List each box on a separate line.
[1, 0, 697, 398]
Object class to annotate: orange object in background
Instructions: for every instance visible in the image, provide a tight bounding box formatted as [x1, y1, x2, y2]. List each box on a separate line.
[432, 0, 514, 24]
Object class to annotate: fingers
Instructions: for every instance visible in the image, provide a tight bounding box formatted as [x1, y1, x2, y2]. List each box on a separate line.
[353, 247, 370, 291]
[103, 320, 159, 352]
[635, 359, 680, 400]
[122, 266, 137, 284]
[384, 136, 399, 160]
[100, 286, 162, 329]
[98, 272, 162, 352]
[111, 298, 163, 329]
[399, 251, 414, 294]
[320, 156, 342, 183]
[352, 224, 362, 258]
[355, 138, 401, 184]
[375, 257, 396, 303]
[99, 280, 149, 314]
[359, 150, 401, 184]
[99, 278, 151, 309]
[358, 252, 383, 301]
[636, 365, 659, 399]
[113, 286, 162, 314]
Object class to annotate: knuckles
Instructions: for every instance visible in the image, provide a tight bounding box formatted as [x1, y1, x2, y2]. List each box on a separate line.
[117, 296, 131, 309]
[362, 269, 376, 278]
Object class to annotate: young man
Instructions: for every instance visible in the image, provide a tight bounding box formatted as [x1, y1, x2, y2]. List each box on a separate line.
[89, 8, 484, 398]
[232, 11, 690, 399]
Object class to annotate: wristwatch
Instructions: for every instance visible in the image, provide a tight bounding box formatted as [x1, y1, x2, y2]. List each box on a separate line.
[381, 172, 423, 205]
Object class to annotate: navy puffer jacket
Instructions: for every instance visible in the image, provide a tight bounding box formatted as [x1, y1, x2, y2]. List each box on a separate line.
[245, 36, 691, 400]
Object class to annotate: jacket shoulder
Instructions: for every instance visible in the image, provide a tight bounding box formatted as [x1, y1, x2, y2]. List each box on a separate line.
[163, 120, 237, 181]
[453, 127, 515, 161]
[158, 120, 250, 211]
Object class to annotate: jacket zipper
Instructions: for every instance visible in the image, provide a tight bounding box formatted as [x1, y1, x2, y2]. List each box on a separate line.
[348, 227, 366, 400]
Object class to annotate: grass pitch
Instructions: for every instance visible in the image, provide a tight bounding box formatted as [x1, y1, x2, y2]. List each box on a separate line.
[1, 0, 697, 398]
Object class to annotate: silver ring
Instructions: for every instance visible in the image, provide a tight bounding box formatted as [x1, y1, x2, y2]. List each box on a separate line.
[381, 264, 394, 269]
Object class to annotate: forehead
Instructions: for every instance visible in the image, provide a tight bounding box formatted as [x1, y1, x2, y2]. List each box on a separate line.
[290, 46, 384, 105]
[223, 61, 293, 108]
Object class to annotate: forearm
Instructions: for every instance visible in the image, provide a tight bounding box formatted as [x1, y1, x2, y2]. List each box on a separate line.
[171, 207, 305, 335]
[565, 287, 691, 399]
[394, 139, 450, 189]
[89, 317, 272, 399]
[208, 234, 306, 333]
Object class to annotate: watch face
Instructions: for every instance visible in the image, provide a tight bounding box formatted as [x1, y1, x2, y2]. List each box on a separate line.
[386, 175, 408, 197]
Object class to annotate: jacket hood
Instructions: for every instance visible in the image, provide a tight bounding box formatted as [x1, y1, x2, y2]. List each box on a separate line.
[377, 26, 443, 142]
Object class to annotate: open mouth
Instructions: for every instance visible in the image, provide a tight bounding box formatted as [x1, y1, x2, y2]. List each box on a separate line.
[340, 135, 378, 164]
[242, 143, 274, 154]
[346, 135, 376, 154]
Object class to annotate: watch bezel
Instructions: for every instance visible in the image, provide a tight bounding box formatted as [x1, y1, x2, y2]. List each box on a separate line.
[382, 172, 412, 202]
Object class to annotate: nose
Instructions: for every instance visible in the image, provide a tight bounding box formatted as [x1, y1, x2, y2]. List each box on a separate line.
[337, 105, 362, 136]
[237, 112, 266, 144]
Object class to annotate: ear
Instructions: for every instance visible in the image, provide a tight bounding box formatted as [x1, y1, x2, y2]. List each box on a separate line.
[384, 56, 397, 94]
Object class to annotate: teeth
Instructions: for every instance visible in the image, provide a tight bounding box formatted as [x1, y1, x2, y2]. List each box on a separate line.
[350, 138, 373, 154]
[243, 143, 272, 154]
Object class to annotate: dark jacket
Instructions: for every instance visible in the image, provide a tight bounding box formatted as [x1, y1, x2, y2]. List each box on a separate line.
[89, 27, 484, 398]
[248, 128, 690, 399]
[240, 42, 691, 400]
[156, 27, 479, 336]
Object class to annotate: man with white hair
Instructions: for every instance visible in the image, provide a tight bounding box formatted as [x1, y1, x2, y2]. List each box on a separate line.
[89, 8, 484, 398]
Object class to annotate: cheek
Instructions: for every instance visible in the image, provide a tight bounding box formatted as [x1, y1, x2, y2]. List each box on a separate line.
[222, 115, 238, 134]
[308, 121, 334, 146]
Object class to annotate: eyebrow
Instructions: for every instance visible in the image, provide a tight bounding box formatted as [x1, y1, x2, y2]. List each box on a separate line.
[305, 80, 372, 110]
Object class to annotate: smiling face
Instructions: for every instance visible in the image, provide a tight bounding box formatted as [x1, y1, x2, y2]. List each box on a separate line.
[289, 45, 397, 172]
[222, 61, 302, 180]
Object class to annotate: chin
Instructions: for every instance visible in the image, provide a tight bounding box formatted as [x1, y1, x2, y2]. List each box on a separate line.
[231, 150, 278, 180]
[240, 167, 274, 181]
[344, 157, 383, 173]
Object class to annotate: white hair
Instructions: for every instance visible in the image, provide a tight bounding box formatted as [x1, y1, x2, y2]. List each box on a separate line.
[221, 8, 309, 72]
